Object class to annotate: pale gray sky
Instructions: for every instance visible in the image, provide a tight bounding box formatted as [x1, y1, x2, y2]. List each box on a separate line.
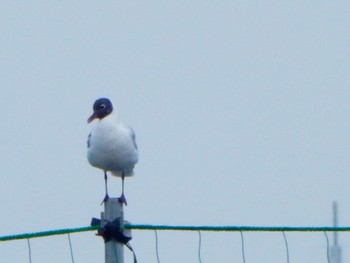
[1, 1, 350, 262]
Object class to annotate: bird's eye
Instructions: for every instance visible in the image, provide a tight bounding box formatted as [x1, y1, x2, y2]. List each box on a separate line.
[100, 104, 106, 109]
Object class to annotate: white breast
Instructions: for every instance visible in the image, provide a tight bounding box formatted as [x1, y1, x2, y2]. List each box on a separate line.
[87, 114, 138, 177]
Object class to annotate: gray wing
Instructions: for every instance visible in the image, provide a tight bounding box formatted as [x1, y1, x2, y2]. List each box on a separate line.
[87, 133, 91, 148]
[129, 128, 138, 150]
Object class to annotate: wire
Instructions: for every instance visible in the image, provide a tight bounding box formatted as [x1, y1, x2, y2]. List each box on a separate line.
[125, 242, 138, 263]
[126, 224, 350, 232]
[324, 232, 330, 263]
[155, 230, 160, 263]
[0, 226, 99, 242]
[0, 224, 340, 263]
[239, 231, 246, 263]
[1, 224, 350, 242]
[27, 239, 32, 263]
[282, 232, 289, 263]
[67, 234, 75, 263]
[198, 231, 202, 263]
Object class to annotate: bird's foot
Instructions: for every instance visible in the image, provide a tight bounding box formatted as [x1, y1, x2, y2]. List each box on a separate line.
[101, 194, 110, 205]
[118, 193, 127, 206]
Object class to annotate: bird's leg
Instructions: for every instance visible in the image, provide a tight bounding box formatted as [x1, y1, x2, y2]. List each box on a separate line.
[101, 171, 110, 205]
[118, 172, 127, 206]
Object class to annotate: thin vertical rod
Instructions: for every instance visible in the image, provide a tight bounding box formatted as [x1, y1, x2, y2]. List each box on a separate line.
[198, 231, 202, 263]
[155, 230, 160, 263]
[333, 202, 338, 245]
[68, 234, 75, 263]
[282, 232, 290, 263]
[27, 239, 32, 263]
[324, 232, 330, 263]
[240, 231, 246, 263]
[330, 201, 342, 263]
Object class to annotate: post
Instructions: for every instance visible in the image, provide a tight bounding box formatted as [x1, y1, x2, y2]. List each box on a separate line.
[102, 198, 124, 263]
[330, 201, 341, 263]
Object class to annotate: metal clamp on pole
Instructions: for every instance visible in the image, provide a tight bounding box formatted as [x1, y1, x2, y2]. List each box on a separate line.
[91, 217, 132, 244]
[91, 198, 137, 263]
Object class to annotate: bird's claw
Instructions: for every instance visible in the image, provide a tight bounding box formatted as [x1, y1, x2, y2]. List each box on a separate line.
[118, 194, 127, 206]
[101, 194, 110, 205]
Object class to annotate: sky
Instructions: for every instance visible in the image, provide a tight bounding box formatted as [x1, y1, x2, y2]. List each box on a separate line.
[1, 1, 350, 262]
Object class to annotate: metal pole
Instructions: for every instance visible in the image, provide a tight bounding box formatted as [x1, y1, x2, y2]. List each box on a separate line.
[330, 201, 341, 263]
[102, 198, 124, 263]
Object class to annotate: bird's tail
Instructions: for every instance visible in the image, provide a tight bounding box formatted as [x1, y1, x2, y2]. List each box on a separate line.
[111, 169, 134, 177]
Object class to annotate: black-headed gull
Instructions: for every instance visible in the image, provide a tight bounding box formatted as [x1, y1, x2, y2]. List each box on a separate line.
[87, 98, 138, 205]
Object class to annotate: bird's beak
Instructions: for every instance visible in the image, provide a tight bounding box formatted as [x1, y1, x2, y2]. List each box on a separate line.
[87, 113, 97, 123]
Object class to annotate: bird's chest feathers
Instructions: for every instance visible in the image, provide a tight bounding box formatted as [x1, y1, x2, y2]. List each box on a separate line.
[90, 121, 126, 151]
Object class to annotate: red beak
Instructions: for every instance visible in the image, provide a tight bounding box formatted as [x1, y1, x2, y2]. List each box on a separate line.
[87, 113, 98, 123]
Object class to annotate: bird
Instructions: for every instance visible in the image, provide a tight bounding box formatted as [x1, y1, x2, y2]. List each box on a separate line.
[87, 98, 138, 205]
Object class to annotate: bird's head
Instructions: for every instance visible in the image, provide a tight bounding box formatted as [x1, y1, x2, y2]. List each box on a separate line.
[87, 98, 113, 123]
